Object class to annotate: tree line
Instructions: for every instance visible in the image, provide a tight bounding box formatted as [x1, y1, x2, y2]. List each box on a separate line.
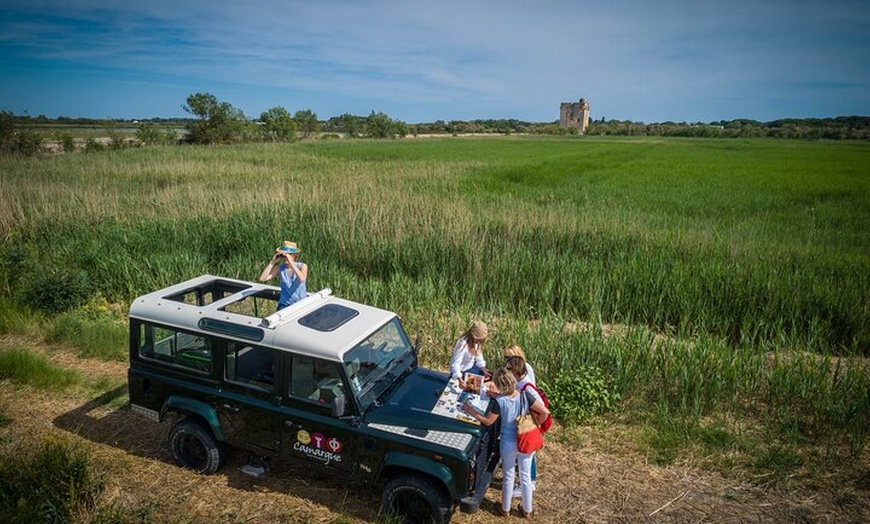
[2, 92, 869, 156]
[585, 116, 870, 140]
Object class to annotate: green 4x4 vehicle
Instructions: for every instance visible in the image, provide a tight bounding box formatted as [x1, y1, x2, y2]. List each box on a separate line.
[128, 274, 499, 523]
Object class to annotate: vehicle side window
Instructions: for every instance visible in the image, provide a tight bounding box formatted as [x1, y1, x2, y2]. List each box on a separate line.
[139, 324, 213, 374]
[225, 343, 275, 390]
[290, 356, 346, 406]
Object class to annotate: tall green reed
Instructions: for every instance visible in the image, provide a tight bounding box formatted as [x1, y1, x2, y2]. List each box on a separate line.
[1, 138, 867, 450]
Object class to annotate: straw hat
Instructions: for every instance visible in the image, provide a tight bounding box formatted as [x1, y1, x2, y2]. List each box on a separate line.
[470, 320, 488, 341]
[276, 241, 300, 254]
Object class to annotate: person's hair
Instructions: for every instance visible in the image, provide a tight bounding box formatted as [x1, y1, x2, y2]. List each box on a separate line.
[463, 328, 485, 355]
[491, 367, 517, 394]
[502, 344, 526, 361]
[462, 328, 483, 355]
[505, 355, 526, 379]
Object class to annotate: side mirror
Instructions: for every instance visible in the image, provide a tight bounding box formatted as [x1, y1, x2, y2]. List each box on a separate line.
[332, 395, 346, 418]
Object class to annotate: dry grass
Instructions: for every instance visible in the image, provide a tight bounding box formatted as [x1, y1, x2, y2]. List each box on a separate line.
[2, 338, 868, 523]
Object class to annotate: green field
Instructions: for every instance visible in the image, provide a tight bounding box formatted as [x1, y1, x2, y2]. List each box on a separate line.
[1, 136, 868, 461]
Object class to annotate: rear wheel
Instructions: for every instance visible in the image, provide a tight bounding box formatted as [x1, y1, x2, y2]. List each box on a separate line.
[169, 418, 225, 474]
[382, 473, 452, 524]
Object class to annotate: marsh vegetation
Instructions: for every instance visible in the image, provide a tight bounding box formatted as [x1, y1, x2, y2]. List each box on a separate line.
[1, 136, 868, 521]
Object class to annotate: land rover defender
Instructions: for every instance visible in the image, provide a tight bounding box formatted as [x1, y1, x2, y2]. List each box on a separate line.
[127, 274, 499, 523]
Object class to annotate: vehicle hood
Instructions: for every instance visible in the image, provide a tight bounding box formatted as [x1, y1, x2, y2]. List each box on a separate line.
[365, 367, 484, 438]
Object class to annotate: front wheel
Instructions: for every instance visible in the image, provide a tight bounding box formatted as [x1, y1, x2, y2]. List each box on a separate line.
[382, 473, 452, 524]
[169, 418, 225, 474]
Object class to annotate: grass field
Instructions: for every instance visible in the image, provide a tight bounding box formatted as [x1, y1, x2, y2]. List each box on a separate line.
[1, 136, 869, 521]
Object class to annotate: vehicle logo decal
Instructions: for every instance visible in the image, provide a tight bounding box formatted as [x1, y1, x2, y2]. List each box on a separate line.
[294, 429, 343, 465]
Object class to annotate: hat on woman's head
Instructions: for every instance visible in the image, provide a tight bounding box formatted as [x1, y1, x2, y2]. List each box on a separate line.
[276, 241, 300, 254]
[470, 320, 488, 341]
[502, 344, 526, 360]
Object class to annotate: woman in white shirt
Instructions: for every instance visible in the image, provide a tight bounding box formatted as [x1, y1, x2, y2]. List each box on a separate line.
[449, 320, 489, 388]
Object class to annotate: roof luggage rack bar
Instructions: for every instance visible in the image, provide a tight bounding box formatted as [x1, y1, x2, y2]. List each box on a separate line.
[261, 288, 333, 329]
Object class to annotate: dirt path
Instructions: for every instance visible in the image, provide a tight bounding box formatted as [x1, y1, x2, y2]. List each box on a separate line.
[1, 343, 867, 523]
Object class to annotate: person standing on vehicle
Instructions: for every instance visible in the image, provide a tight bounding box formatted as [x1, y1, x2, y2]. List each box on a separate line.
[462, 367, 549, 519]
[450, 320, 489, 388]
[259, 240, 308, 309]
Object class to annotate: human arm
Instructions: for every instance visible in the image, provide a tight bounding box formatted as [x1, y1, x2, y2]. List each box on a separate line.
[258, 253, 283, 282]
[462, 400, 498, 426]
[529, 395, 550, 427]
[286, 259, 308, 282]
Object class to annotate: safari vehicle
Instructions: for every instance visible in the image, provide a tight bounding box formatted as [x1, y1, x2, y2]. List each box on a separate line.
[127, 274, 499, 523]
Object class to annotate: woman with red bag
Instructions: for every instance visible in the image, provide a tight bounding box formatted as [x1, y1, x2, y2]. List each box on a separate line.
[463, 368, 550, 519]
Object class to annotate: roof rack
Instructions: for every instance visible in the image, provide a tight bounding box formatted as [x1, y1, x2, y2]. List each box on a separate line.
[261, 288, 333, 329]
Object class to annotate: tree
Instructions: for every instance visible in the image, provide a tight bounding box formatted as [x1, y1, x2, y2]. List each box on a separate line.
[136, 123, 173, 145]
[293, 109, 320, 138]
[328, 113, 365, 137]
[182, 92, 247, 144]
[366, 111, 393, 138]
[259, 107, 296, 142]
[365, 111, 406, 139]
[0, 111, 43, 156]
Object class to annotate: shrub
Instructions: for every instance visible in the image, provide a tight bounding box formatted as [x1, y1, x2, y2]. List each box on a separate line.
[84, 137, 105, 153]
[56, 132, 76, 153]
[0, 239, 38, 297]
[0, 439, 103, 524]
[136, 123, 170, 145]
[543, 365, 619, 425]
[22, 267, 94, 314]
[0, 111, 43, 156]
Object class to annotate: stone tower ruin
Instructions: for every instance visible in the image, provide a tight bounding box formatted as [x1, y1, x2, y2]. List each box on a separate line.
[560, 98, 590, 134]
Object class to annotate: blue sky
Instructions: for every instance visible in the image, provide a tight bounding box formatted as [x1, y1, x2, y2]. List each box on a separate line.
[1, 0, 868, 123]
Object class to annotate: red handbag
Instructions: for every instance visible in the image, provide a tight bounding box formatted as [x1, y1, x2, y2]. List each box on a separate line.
[516, 392, 544, 454]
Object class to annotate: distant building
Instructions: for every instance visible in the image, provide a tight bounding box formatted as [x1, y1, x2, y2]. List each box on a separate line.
[560, 98, 590, 134]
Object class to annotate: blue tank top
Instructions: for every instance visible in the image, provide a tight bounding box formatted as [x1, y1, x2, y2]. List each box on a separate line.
[278, 262, 307, 307]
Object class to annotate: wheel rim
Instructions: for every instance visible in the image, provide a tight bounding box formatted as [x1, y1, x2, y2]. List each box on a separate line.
[176, 433, 208, 469]
[392, 491, 433, 521]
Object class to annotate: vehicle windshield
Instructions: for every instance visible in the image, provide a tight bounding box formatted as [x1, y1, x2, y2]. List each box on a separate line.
[343, 317, 415, 412]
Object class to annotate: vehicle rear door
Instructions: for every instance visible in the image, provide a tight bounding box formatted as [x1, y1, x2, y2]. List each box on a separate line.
[214, 342, 282, 453]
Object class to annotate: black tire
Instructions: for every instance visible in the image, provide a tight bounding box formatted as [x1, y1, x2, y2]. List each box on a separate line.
[381, 473, 452, 524]
[169, 418, 225, 474]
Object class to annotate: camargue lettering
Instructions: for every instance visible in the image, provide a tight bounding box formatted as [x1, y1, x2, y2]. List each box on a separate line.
[293, 441, 343, 465]
[294, 429, 343, 465]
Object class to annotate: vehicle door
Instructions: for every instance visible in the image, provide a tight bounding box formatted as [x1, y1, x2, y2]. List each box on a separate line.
[278, 355, 367, 479]
[214, 341, 282, 453]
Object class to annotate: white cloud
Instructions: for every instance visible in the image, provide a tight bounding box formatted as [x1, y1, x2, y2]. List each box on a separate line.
[1, 0, 867, 120]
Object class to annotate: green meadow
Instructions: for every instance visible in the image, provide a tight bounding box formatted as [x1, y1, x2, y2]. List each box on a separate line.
[1, 136, 868, 466]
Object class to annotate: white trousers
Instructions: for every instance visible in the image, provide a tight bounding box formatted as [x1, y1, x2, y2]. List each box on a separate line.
[500, 439, 534, 513]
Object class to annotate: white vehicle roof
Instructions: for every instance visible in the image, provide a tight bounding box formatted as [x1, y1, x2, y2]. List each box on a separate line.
[129, 274, 397, 362]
